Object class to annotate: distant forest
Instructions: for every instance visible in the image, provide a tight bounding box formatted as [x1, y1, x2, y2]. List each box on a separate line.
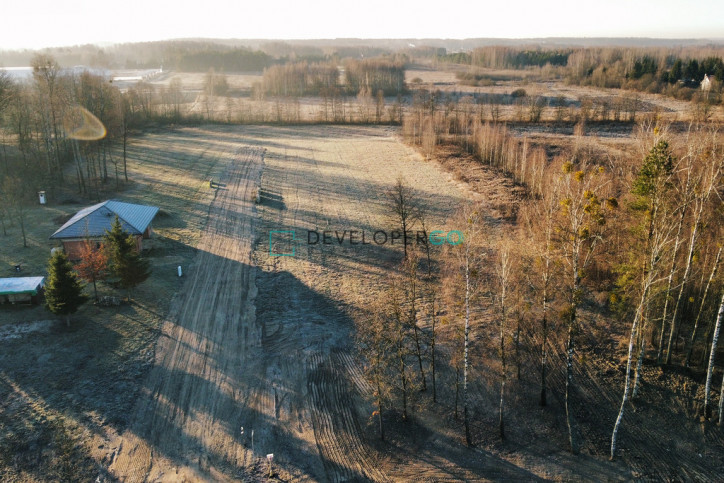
[438, 46, 724, 102]
[0, 40, 400, 73]
[262, 59, 406, 96]
[2, 41, 722, 101]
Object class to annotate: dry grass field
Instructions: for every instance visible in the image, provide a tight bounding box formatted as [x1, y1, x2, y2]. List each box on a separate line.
[407, 68, 724, 123]
[148, 71, 263, 94]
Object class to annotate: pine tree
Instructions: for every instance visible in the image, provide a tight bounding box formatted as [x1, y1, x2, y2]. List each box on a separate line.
[104, 215, 151, 299]
[45, 251, 88, 326]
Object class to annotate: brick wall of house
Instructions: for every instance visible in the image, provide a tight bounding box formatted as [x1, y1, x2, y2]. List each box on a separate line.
[61, 235, 143, 260]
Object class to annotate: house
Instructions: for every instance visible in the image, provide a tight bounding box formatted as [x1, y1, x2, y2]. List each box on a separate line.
[50, 200, 159, 260]
[0, 276, 45, 304]
[701, 74, 715, 91]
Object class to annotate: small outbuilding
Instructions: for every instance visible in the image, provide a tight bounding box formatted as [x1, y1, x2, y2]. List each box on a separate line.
[701, 74, 716, 91]
[50, 200, 159, 260]
[0, 277, 45, 305]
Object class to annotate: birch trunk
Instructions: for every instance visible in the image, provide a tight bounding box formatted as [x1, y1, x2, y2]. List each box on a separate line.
[498, 249, 509, 440]
[685, 247, 721, 367]
[565, 254, 580, 454]
[499, 319, 507, 440]
[656, 166, 689, 363]
[666, 223, 698, 363]
[632, 335, 646, 398]
[719, 370, 724, 426]
[430, 292, 437, 403]
[703, 292, 723, 419]
[611, 296, 645, 459]
[463, 246, 471, 445]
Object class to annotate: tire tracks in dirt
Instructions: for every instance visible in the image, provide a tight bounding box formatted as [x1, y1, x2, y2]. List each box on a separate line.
[109, 146, 263, 482]
[250, 138, 382, 481]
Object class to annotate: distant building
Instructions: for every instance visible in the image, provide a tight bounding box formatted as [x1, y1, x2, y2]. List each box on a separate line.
[50, 200, 159, 260]
[701, 74, 714, 91]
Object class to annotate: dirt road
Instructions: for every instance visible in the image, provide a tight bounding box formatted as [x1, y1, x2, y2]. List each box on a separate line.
[110, 146, 264, 481]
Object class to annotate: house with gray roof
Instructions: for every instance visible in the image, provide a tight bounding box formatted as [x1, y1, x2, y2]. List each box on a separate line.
[50, 200, 159, 259]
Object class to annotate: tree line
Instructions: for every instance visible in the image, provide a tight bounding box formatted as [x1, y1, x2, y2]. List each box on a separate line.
[261, 58, 406, 97]
[0, 40, 403, 74]
[566, 49, 723, 102]
[435, 46, 724, 104]
[262, 61, 339, 96]
[357, 101, 723, 459]
[438, 47, 571, 69]
[0, 54, 145, 203]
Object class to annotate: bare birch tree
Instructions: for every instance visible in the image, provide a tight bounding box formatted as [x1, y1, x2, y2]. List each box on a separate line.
[703, 292, 724, 419]
[611, 197, 676, 459]
[387, 176, 418, 260]
[666, 132, 722, 363]
[556, 161, 614, 453]
[496, 246, 512, 439]
[685, 246, 722, 367]
[444, 203, 486, 445]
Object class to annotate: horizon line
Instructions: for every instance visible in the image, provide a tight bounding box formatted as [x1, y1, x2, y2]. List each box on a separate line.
[2, 36, 724, 52]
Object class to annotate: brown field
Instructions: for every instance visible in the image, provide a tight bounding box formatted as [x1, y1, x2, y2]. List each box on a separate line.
[407, 67, 724, 122]
[149, 71, 264, 93]
[144, 67, 723, 126]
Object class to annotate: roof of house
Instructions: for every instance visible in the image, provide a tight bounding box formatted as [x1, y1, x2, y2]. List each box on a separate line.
[50, 200, 159, 240]
[0, 277, 45, 295]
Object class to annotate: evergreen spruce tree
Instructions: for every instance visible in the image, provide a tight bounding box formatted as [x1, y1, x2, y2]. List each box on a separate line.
[104, 215, 151, 299]
[45, 251, 88, 327]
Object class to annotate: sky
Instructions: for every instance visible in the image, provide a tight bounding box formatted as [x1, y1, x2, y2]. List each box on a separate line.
[1, 0, 723, 50]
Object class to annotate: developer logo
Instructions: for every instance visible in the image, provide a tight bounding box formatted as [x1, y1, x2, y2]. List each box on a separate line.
[268, 229, 462, 256]
[269, 230, 296, 257]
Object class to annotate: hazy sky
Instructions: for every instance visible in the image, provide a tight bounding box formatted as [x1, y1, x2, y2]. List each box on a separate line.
[1, 0, 723, 50]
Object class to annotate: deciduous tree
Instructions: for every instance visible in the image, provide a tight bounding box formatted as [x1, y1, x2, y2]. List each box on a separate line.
[387, 176, 418, 260]
[1, 176, 29, 247]
[703, 292, 724, 419]
[355, 298, 394, 440]
[75, 240, 109, 302]
[555, 160, 614, 453]
[496, 246, 512, 439]
[444, 203, 486, 445]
